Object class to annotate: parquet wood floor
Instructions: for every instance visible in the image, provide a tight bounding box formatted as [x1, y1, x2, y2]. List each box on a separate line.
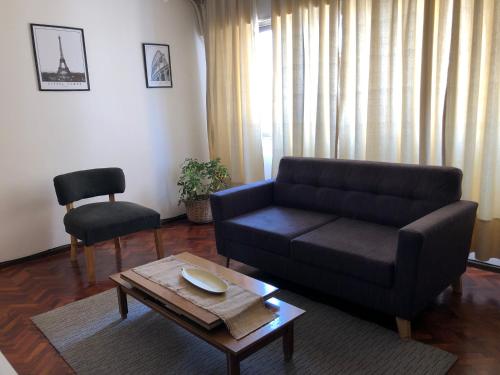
[0, 220, 499, 374]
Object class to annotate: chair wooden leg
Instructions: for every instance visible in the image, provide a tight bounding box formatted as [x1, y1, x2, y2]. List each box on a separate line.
[114, 237, 121, 251]
[70, 236, 78, 262]
[452, 276, 463, 294]
[84, 245, 96, 283]
[396, 317, 411, 339]
[226, 257, 230, 268]
[154, 229, 164, 259]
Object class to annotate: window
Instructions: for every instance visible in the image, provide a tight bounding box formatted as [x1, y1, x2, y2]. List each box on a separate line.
[256, 25, 273, 179]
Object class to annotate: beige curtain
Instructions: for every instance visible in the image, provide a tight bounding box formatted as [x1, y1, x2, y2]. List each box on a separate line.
[203, 0, 264, 184]
[272, 0, 452, 166]
[272, 0, 341, 175]
[445, 0, 500, 260]
[338, 0, 430, 163]
[271, 0, 500, 259]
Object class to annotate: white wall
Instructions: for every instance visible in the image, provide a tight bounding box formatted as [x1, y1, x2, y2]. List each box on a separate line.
[0, 0, 209, 262]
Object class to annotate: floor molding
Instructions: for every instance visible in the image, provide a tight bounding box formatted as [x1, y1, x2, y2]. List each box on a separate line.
[160, 214, 187, 225]
[468, 259, 500, 274]
[0, 214, 187, 269]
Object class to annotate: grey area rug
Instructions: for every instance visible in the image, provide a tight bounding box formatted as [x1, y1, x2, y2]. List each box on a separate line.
[32, 289, 456, 375]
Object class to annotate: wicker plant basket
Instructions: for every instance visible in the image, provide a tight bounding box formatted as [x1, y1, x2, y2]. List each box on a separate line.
[185, 198, 213, 224]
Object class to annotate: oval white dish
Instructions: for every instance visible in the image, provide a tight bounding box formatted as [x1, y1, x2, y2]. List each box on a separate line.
[181, 267, 228, 294]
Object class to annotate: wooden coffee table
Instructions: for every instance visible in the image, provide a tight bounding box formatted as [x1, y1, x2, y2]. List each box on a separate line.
[109, 252, 305, 375]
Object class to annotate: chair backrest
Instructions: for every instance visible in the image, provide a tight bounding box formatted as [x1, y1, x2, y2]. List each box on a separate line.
[274, 157, 462, 227]
[53, 168, 126, 206]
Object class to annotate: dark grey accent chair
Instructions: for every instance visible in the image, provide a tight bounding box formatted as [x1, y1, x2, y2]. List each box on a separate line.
[211, 157, 478, 339]
[54, 168, 163, 283]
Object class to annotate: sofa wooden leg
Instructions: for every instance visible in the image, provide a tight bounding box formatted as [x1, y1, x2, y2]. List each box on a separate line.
[452, 276, 463, 294]
[396, 317, 411, 339]
[70, 235, 78, 262]
[84, 245, 96, 283]
[226, 257, 230, 268]
[154, 229, 164, 259]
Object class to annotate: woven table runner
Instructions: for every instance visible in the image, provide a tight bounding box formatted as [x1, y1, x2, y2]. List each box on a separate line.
[132, 256, 276, 339]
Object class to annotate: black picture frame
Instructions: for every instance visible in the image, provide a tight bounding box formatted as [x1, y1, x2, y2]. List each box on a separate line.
[142, 43, 173, 88]
[30, 23, 90, 92]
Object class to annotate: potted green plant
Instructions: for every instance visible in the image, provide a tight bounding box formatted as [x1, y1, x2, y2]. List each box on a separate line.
[177, 158, 230, 223]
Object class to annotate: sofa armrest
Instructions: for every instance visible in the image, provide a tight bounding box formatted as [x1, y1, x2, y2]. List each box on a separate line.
[394, 200, 478, 319]
[210, 179, 274, 222]
[210, 180, 274, 256]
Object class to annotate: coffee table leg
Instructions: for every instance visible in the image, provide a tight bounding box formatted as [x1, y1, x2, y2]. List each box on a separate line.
[226, 353, 240, 375]
[283, 323, 294, 361]
[117, 286, 128, 319]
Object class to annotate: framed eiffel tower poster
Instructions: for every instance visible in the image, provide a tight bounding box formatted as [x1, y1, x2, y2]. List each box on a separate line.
[30, 24, 90, 91]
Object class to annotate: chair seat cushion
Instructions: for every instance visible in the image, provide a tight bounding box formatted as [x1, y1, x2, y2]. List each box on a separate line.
[64, 202, 160, 245]
[291, 218, 399, 287]
[221, 206, 337, 257]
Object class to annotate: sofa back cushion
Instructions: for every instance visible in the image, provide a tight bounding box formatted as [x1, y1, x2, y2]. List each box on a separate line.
[274, 157, 462, 227]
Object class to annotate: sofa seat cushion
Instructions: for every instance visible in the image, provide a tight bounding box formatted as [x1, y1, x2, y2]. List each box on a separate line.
[64, 202, 160, 245]
[222, 206, 337, 257]
[291, 218, 399, 287]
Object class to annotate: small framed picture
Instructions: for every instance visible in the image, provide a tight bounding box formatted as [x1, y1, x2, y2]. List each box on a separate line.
[30, 24, 90, 91]
[142, 43, 173, 88]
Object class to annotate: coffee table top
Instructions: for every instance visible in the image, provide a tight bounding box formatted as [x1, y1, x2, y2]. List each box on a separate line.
[114, 252, 279, 329]
[109, 252, 305, 355]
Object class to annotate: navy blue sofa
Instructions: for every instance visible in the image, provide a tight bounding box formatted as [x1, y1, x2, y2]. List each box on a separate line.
[210, 157, 478, 338]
